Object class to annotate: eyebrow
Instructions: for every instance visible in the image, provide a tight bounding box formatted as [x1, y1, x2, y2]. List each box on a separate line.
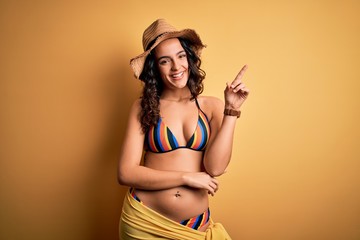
[157, 50, 186, 61]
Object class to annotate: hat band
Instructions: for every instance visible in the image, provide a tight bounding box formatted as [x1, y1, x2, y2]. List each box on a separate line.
[145, 32, 170, 50]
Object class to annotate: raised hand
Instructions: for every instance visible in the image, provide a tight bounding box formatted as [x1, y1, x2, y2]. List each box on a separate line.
[224, 65, 250, 110]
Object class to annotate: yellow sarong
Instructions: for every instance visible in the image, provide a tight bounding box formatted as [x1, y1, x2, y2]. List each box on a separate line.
[119, 190, 232, 240]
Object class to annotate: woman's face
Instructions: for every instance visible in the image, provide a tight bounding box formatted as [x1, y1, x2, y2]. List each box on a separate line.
[154, 38, 189, 89]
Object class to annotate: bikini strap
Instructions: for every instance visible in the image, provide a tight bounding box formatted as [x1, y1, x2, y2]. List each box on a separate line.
[194, 98, 209, 121]
[194, 97, 201, 109]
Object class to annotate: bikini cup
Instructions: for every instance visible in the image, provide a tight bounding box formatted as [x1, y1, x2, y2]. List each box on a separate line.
[144, 99, 210, 153]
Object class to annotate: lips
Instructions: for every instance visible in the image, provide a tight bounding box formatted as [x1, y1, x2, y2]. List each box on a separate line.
[171, 71, 184, 79]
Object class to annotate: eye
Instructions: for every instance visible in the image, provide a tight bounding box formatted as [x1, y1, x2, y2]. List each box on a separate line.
[179, 53, 187, 59]
[159, 58, 170, 65]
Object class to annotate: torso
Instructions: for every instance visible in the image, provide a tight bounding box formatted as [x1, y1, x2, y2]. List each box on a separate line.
[135, 97, 212, 231]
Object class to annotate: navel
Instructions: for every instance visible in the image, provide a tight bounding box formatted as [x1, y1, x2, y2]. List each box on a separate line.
[174, 191, 181, 198]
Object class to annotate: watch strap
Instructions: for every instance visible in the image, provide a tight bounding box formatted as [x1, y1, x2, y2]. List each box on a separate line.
[224, 109, 241, 118]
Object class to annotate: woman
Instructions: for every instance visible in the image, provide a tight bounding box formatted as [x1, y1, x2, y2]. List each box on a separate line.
[118, 19, 249, 240]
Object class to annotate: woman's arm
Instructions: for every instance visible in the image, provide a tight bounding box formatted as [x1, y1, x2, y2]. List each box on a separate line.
[117, 99, 219, 195]
[203, 65, 250, 177]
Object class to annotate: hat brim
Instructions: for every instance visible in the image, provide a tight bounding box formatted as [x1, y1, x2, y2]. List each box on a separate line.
[130, 29, 206, 79]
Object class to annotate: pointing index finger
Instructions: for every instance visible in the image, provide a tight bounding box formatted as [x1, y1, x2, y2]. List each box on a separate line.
[234, 65, 248, 81]
[230, 65, 248, 88]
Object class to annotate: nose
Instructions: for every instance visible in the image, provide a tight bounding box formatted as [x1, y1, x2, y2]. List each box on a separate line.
[171, 59, 180, 71]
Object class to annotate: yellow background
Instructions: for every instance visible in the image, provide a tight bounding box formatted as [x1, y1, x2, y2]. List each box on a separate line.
[1, 0, 359, 239]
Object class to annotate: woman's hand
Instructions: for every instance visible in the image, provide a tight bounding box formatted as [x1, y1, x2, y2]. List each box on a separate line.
[182, 172, 219, 196]
[224, 65, 250, 110]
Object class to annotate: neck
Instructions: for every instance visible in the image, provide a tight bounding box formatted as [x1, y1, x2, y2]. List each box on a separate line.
[160, 88, 192, 102]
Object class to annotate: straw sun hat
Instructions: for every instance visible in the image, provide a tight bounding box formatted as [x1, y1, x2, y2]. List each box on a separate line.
[130, 19, 206, 79]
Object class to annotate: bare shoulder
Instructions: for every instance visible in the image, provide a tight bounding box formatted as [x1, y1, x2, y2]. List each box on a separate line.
[124, 98, 144, 136]
[130, 98, 141, 112]
[132, 98, 141, 108]
[127, 98, 142, 121]
[197, 95, 224, 111]
[197, 96, 224, 120]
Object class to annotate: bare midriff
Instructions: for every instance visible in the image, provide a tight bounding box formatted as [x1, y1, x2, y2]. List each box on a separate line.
[134, 148, 210, 231]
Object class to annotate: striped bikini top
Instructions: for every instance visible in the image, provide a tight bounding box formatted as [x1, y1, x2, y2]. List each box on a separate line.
[144, 99, 211, 153]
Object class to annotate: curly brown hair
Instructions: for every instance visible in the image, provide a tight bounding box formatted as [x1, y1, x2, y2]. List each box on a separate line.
[138, 37, 206, 133]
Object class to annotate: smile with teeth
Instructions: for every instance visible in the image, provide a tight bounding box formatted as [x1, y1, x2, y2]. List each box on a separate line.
[171, 71, 184, 78]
